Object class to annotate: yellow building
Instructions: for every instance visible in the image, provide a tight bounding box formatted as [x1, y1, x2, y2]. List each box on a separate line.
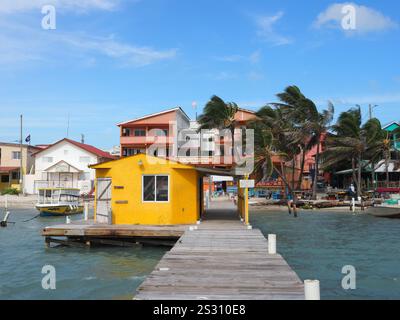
[90, 154, 204, 225]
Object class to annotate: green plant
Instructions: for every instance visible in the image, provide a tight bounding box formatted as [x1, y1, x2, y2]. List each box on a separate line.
[1, 188, 20, 195]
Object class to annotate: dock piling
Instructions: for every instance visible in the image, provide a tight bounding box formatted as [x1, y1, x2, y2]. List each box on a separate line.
[304, 280, 321, 300]
[268, 234, 277, 254]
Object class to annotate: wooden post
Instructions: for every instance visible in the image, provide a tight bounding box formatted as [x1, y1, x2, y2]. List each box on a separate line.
[84, 202, 89, 221]
[244, 175, 249, 225]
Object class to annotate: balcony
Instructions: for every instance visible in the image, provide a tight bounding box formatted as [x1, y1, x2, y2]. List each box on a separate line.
[120, 135, 174, 146]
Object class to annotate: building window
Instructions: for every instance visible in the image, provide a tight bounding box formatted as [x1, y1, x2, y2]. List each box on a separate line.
[142, 175, 169, 202]
[123, 148, 145, 157]
[42, 157, 53, 163]
[134, 128, 146, 137]
[79, 156, 91, 163]
[1, 175, 9, 183]
[154, 129, 168, 136]
[12, 151, 21, 160]
[122, 128, 131, 137]
[11, 172, 20, 180]
[64, 150, 69, 155]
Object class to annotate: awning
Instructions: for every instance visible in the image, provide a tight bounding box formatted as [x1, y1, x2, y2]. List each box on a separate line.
[0, 167, 19, 173]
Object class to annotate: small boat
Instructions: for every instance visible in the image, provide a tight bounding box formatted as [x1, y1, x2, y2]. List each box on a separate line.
[367, 200, 400, 219]
[36, 188, 84, 217]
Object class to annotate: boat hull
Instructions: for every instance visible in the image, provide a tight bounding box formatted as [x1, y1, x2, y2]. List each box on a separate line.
[367, 206, 400, 219]
[36, 205, 84, 217]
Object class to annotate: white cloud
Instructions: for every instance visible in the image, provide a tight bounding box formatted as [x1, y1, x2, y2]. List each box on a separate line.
[314, 2, 397, 34]
[61, 34, 177, 67]
[247, 71, 264, 81]
[214, 72, 238, 81]
[255, 12, 292, 46]
[216, 50, 261, 64]
[0, 20, 177, 67]
[0, 0, 121, 13]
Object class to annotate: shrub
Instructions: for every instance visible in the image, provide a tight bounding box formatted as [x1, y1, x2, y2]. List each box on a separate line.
[1, 188, 20, 195]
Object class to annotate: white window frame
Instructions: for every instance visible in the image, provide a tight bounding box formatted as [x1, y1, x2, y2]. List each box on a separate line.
[12, 151, 21, 160]
[142, 174, 170, 203]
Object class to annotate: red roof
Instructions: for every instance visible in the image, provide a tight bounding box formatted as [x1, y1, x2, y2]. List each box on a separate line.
[0, 167, 19, 173]
[33, 138, 115, 159]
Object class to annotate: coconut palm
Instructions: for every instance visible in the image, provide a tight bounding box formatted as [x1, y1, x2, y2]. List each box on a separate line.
[322, 106, 384, 197]
[250, 105, 298, 198]
[272, 85, 334, 199]
[197, 95, 239, 133]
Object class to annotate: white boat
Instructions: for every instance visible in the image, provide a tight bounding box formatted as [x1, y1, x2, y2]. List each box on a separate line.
[36, 188, 84, 217]
[367, 203, 400, 219]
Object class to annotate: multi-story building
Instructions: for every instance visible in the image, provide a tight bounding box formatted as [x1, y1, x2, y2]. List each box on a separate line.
[118, 106, 257, 167]
[0, 142, 39, 192]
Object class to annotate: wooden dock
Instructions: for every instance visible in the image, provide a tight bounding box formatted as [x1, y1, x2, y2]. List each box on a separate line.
[135, 201, 305, 300]
[42, 220, 187, 247]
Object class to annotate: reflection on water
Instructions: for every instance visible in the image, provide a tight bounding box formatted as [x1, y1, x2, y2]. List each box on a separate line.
[0, 209, 166, 300]
[251, 209, 400, 300]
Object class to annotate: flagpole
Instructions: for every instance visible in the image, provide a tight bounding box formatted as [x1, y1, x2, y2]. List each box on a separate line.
[20, 114, 24, 195]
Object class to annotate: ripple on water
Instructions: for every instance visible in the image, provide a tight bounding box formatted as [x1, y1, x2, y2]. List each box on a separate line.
[251, 209, 400, 300]
[0, 209, 167, 300]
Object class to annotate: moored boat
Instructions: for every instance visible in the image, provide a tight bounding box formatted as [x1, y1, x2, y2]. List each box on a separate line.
[367, 201, 400, 219]
[36, 188, 84, 217]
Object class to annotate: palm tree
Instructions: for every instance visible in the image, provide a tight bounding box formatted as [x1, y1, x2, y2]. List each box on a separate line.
[250, 105, 298, 199]
[322, 107, 382, 197]
[197, 95, 238, 134]
[272, 85, 334, 199]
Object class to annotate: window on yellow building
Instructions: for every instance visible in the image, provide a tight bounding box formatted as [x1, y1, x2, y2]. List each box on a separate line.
[142, 175, 169, 202]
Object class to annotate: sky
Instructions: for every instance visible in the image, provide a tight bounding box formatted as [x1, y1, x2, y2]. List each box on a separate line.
[0, 0, 399, 150]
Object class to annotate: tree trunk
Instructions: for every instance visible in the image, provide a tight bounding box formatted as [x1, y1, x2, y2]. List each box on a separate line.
[312, 138, 320, 200]
[291, 158, 296, 192]
[296, 148, 306, 190]
[385, 150, 390, 188]
[371, 161, 376, 190]
[357, 154, 362, 198]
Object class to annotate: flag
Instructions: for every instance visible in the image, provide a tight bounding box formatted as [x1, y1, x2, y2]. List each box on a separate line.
[25, 135, 31, 143]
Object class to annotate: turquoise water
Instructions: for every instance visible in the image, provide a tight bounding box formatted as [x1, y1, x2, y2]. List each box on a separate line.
[1, 208, 399, 300]
[251, 210, 400, 300]
[0, 209, 166, 300]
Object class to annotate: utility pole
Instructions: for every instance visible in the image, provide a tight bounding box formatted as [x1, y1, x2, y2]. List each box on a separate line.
[19, 115, 24, 195]
[369, 104, 379, 120]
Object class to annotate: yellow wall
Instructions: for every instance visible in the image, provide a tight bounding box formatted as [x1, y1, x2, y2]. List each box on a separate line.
[0, 176, 20, 192]
[93, 154, 200, 225]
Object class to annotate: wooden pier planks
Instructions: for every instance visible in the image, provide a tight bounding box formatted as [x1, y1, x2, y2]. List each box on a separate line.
[42, 221, 187, 238]
[135, 218, 305, 300]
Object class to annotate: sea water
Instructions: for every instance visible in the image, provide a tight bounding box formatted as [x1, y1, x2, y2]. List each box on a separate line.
[0, 209, 166, 300]
[0, 208, 399, 299]
[251, 209, 400, 300]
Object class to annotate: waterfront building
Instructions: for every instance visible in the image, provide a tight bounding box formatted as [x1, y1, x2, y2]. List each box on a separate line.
[0, 142, 39, 193]
[24, 138, 114, 194]
[90, 154, 204, 225]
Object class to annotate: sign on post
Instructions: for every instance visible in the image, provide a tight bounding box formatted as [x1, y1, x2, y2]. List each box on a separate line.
[239, 179, 255, 188]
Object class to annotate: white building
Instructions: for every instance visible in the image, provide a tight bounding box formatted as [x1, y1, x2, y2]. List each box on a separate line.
[24, 138, 114, 194]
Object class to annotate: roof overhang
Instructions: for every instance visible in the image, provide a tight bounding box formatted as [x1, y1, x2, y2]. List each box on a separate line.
[44, 161, 82, 173]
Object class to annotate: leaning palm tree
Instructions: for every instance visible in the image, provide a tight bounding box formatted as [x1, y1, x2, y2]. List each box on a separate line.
[273, 85, 334, 199]
[249, 105, 298, 199]
[197, 95, 239, 159]
[322, 106, 382, 197]
[197, 95, 238, 133]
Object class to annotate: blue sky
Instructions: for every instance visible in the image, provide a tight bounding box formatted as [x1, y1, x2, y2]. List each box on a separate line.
[0, 0, 399, 150]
